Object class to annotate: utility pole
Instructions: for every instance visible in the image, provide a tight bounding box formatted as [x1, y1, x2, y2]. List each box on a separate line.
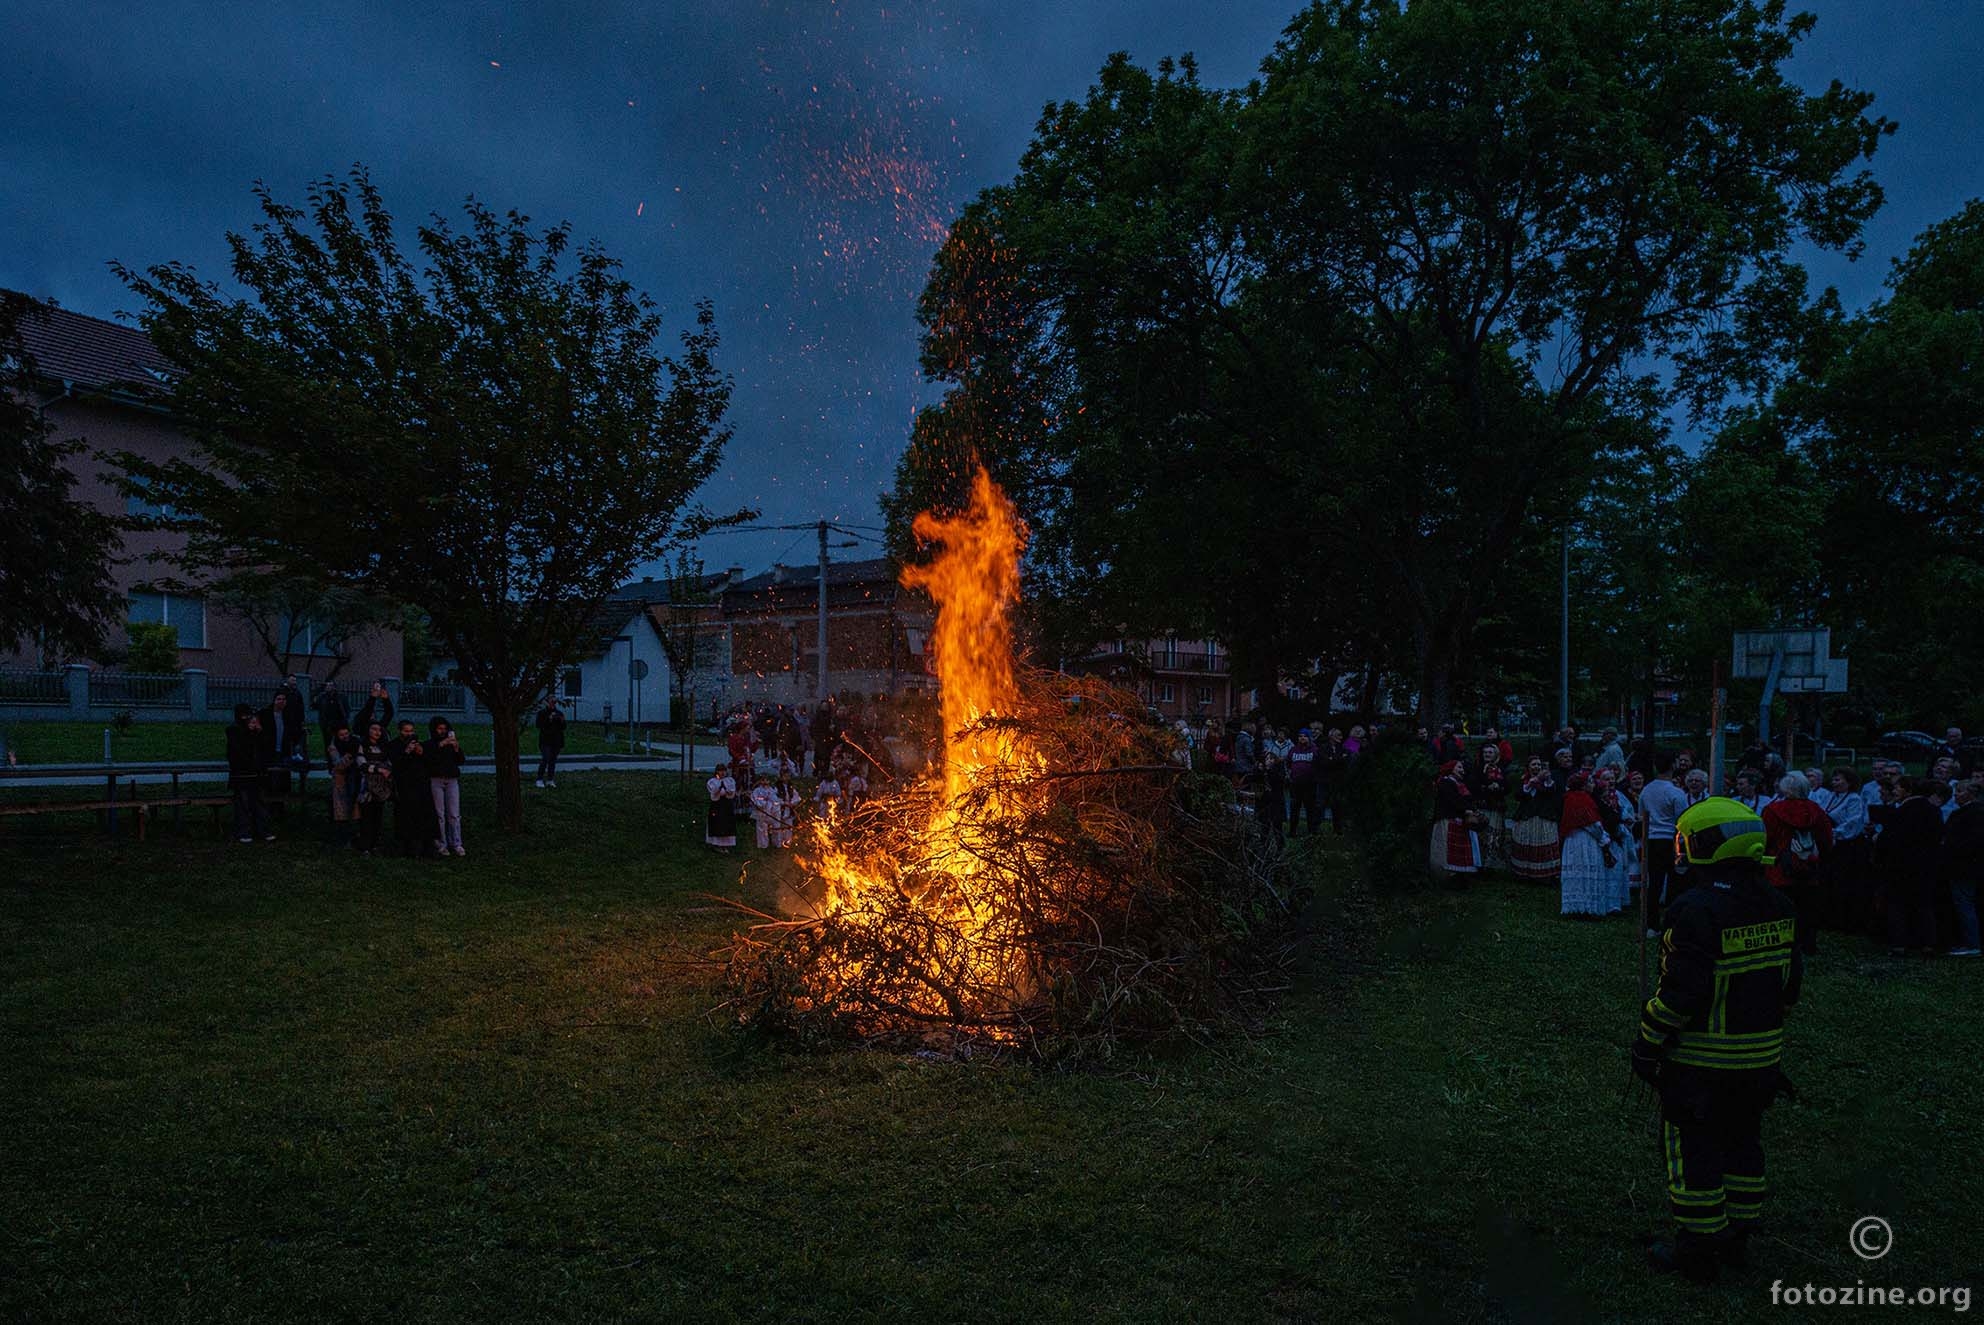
[817, 519, 830, 703]
[1558, 529, 1571, 730]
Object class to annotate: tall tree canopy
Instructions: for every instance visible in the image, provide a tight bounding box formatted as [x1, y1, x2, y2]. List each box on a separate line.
[1732, 199, 1984, 727]
[0, 293, 122, 661]
[891, 0, 1890, 722]
[115, 171, 733, 829]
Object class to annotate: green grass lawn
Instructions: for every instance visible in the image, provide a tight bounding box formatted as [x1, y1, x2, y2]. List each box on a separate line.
[3, 777, 1977, 1321]
[0, 719, 716, 765]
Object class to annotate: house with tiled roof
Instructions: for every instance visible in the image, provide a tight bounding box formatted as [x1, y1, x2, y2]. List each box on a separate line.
[717, 556, 933, 709]
[2, 295, 402, 686]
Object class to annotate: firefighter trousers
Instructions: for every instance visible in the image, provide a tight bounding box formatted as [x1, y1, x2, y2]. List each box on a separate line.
[1659, 1068, 1775, 1247]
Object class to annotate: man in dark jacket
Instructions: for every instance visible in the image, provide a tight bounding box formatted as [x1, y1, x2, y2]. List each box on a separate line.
[534, 697, 567, 788]
[226, 704, 274, 843]
[1633, 797, 1801, 1283]
[1944, 779, 1983, 957]
[810, 699, 837, 777]
[389, 717, 434, 857]
[258, 689, 309, 795]
[1870, 776, 1945, 956]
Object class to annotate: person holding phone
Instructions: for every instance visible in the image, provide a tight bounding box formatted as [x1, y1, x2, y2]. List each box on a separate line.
[426, 717, 466, 857]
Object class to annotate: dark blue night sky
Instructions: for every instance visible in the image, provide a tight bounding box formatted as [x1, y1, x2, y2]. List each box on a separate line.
[3, 1, 1979, 575]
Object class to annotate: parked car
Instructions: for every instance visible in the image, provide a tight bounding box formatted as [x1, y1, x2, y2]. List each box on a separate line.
[1877, 730, 1939, 761]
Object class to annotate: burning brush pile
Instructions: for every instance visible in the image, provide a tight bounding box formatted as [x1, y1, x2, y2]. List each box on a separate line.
[720, 470, 1304, 1060]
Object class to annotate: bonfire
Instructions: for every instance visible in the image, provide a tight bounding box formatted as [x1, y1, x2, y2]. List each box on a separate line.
[721, 468, 1301, 1059]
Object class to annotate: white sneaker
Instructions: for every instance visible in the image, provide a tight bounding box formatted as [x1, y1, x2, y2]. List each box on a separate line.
[547, 780, 557, 788]
[263, 834, 277, 843]
[535, 779, 545, 788]
[1949, 947, 1981, 957]
[237, 836, 253, 844]
[452, 846, 466, 858]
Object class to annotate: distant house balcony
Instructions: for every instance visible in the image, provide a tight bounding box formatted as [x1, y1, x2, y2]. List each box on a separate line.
[1150, 650, 1226, 674]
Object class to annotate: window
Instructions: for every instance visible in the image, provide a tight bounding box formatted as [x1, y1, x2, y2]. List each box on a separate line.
[1196, 685, 1213, 705]
[278, 612, 327, 657]
[124, 483, 177, 520]
[1158, 682, 1176, 703]
[128, 590, 205, 648]
[562, 668, 583, 698]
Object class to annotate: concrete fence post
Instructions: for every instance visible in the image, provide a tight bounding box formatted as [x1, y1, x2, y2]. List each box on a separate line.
[183, 668, 209, 722]
[65, 663, 90, 718]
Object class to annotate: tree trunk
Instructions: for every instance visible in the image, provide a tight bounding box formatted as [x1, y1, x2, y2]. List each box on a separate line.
[1358, 667, 1381, 720]
[1417, 653, 1452, 729]
[490, 700, 524, 831]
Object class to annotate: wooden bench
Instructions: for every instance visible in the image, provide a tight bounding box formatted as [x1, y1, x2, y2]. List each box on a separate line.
[0, 794, 151, 839]
[0, 764, 312, 841]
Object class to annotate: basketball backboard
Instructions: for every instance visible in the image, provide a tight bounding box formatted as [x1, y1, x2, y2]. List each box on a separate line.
[1733, 628, 1827, 680]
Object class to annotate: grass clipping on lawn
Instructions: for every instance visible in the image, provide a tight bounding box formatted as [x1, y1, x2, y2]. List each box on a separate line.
[719, 671, 1303, 1061]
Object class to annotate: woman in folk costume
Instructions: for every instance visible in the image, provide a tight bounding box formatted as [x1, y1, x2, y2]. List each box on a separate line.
[748, 773, 780, 850]
[1594, 766, 1636, 911]
[1559, 772, 1623, 916]
[1622, 769, 1648, 895]
[1467, 741, 1512, 871]
[1510, 754, 1564, 883]
[705, 761, 738, 851]
[1428, 761, 1482, 881]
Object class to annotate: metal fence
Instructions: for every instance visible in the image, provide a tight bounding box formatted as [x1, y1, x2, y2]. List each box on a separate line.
[400, 681, 466, 710]
[88, 671, 189, 708]
[208, 675, 285, 713]
[0, 669, 65, 705]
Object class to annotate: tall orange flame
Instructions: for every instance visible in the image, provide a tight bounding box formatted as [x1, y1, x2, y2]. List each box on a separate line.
[805, 467, 1037, 1009]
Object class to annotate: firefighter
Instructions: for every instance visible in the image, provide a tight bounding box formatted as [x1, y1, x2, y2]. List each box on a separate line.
[1631, 796, 1802, 1283]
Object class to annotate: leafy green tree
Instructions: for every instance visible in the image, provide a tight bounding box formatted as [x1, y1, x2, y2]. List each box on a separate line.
[1772, 199, 1984, 726]
[208, 573, 399, 681]
[899, 0, 1890, 723]
[0, 293, 121, 662]
[124, 620, 181, 675]
[113, 171, 733, 829]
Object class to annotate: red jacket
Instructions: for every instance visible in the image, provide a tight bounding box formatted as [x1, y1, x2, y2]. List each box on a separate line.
[1762, 796, 1834, 888]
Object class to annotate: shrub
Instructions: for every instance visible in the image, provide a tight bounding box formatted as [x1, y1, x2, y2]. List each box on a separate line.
[1337, 730, 1435, 890]
[125, 620, 180, 674]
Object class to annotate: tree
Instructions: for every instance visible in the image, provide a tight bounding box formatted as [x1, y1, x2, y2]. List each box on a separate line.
[1767, 199, 1984, 726]
[655, 549, 719, 730]
[208, 573, 399, 682]
[0, 292, 121, 661]
[899, 0, 1890, 723]
[114, 171, 733, 829]
[124, 621, 181, 675]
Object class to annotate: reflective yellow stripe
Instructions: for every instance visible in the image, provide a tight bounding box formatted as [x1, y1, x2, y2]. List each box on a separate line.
[1674, 1211, 1729, 1231]
[1725, 1174, 1766, 1193]
[1668, 1187, 1726, 1206]
[1644, 995, 1688, 1028]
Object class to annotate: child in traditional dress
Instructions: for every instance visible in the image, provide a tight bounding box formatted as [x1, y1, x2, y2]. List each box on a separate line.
[749, 774, 780, 849]
[814, 769, 843, 818]
[843, 761, 869, 814]
[772, 777, 800, 847]
[705, 762, 738, 851]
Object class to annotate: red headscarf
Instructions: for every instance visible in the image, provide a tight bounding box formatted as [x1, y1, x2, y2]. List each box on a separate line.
[1561, 772, 1601, 833]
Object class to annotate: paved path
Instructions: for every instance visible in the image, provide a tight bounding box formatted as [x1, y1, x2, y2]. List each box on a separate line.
[0, 748, 723, 790]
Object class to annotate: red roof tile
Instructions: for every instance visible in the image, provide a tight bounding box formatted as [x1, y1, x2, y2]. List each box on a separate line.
[8, 294, 174, 396]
